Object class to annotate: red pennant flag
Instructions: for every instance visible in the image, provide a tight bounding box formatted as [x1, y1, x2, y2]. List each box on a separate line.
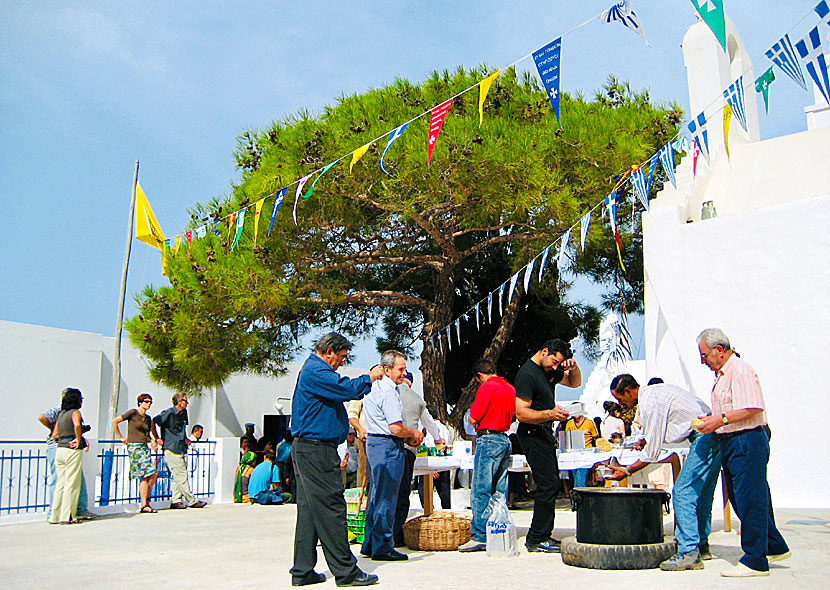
[427, 98, 453, 166]
[185, 230, 192, 245]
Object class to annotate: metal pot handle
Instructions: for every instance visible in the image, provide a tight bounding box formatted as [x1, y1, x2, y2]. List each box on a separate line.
[570, 490, 582, 512]
[663, 491, 671, 515]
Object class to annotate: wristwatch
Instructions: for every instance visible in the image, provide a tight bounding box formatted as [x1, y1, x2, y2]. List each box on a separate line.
[721, 413, 729, 425]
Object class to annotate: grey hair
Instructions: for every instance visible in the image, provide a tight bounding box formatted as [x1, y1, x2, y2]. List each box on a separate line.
[315, 332, 353, 354]
[172, 392, 188, 405]
[380, 349, 405, 368]
[697, 328, 731, 351]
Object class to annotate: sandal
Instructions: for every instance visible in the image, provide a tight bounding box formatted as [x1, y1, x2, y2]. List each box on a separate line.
[140, 505, 158, 514]
[59, 519, 82, 524]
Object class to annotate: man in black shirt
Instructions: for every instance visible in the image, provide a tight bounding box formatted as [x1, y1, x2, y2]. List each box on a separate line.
[515, 338, 581, 553]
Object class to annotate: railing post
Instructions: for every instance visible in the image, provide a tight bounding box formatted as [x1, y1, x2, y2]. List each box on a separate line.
[100, 448, 114, 506]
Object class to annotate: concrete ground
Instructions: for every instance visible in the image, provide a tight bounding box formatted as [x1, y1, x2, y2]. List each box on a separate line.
[1, 492, 828, 590]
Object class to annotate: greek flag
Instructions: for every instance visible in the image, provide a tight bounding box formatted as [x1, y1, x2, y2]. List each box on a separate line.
[723, 77, 748, 132]
[795, 26, 830, 105]
[646, 153, 659, 194]
[379, 122, 409, 176]
[687, 112, 710, 163]
[580, 212, 591, 251]
[474, 302, 480, 330]
[765, 34, 808, 91]
[658, 141, 676, 188]
[817, 1, 830, 27]
[600, 1, 648, 45]
[498, 284, 505, 316]
[605, 191, 618, 236]
[558, 230, 571, 271]
[508, 271, 520, 303]
[487, 292, 493, 323]
[630, 166, 649, 210]
[455, 318, 462, 346]
[538, 244, 552, 282]
[446, 326, 452, 350]
[523, 258, 536, 293]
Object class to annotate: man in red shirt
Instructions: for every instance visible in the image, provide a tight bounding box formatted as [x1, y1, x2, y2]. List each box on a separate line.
[458, 359, 516, 552]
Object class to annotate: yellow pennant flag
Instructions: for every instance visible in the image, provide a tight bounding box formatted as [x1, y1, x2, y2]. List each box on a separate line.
[349, 143, 372, 173]
[253, 198, 265, 246]
[135, 182, 165, 250]
[478, 69, 502, 126]
[723, 103, 733, 162]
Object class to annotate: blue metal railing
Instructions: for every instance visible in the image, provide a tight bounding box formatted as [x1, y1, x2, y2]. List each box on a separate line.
[97, 440, 216, 505]
[0, 440, 216, 515]
[0, 441, 50, 515]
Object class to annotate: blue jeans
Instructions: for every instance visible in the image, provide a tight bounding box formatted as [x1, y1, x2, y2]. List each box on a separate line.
[573, 468, 590, 488]
[362, 436, 405, 557]
[672, 432, 721, 554]
[719, 427, 789, 571]
[470, 433, 511, 543]
[46, 445, 88, 518]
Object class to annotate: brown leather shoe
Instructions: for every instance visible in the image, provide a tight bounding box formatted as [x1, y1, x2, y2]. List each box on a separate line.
[189, 501, 207, 508]
[169, 502, 187, 509]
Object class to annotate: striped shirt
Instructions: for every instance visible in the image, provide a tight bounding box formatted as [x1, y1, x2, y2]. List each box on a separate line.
[638, 384, 711, 463]
[711, 353, 767, 434]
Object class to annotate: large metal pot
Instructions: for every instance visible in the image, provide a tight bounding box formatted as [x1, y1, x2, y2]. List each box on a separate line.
[570, 488, 670, 545]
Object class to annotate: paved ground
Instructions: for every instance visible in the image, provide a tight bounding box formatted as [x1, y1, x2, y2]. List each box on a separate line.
[1, 494, 828, 590]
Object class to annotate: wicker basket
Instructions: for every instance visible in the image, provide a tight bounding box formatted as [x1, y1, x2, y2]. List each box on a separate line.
[402, 511, 472, 551]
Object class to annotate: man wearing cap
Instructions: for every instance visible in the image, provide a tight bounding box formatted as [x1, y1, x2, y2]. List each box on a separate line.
[459, 359, 516, 552]
[694, 328, 790, 578]
[289, 333, 384, 587]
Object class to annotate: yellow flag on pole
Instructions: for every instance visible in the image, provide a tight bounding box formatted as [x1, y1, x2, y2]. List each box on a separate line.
[478, 70, 502, 126]
[723, 103, 733, 162]
[254, 198, 265, 246]
[135, 182, 165, 250]
[349, 143, 372, 173]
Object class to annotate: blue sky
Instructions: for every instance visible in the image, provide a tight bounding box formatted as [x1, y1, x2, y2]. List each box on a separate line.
[0, 1, 820, 376]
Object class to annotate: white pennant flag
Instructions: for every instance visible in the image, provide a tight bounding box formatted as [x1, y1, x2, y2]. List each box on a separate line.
[475, 302, 480, 330]
[455, 318, 462, 346]
[446, 326, 452, 350]
[580, 212, 591, 250]
[508, 272, 520, 303]
[498, 284, 505, 316]
[538, 245, 552, 282]
[558, 229, 571, 271]
[487, 292, 493, 323]
[523, 259, 536, 293]
[292, 173, 314, 224]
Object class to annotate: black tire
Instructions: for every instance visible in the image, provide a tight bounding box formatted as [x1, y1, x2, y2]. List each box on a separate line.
[560, 535, 677, 570]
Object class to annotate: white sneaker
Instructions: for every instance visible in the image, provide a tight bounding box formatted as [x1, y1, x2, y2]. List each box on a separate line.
[721, 563, 769, 577]
[458, 540, 486, 553]
[768, 550, 791, 563]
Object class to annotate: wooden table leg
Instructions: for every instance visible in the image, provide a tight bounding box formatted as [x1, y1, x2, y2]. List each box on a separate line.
[721, 471, 731, 533]
[423, 474, 434, 516]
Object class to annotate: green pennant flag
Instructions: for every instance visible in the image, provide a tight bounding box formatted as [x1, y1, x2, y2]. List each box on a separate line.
[691, 0, 726, 52]
[304, 159, 339, 199]
[231, 209, 246, 252]
[755, 67, 775, 114]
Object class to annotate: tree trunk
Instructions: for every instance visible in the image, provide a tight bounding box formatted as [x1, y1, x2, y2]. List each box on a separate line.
[420, 269, 453, 423]
[447, 290, 522, 433]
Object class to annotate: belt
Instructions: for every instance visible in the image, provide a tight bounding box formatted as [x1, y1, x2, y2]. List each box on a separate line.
[477, 429, 507, 436]
[367, 433, 395, 439]
[687, 430, 699, 443]
[295, 437, 338, 447]
[717, 425, 765, 441]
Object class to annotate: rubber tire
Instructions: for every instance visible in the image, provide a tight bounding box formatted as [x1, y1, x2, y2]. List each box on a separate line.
[560, 535, 677, 570]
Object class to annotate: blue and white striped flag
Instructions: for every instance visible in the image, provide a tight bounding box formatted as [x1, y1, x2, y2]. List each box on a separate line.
[645, 153, 659, 194]
[795, 27, 830, 105]
[497, 284, 505, 316]
[599, 1, 648, 45]
[474, 302, 480, 330]
[267, 187, 288, 236]
[558, 229, 571, 270]
[630, 166, 649, 210]
[605, 191, 618, 235]
[816, 1, 830, 27]
[538, 244, 552, 282]
[580, 212, 591, 251]
[195, 225, 207, 239]
[508, 272, 520, 303]
[658, 141, 676, 188]
[523, 258, 536, 293]
[723, 77, 748, 132]
[766, 34, 808, 91]
[446, 325, 452, 350]
[455, 318, 462, 346]
[379, 122, 409, 176]
[687, 112, 710, 163]
[487, 292, 493, 323]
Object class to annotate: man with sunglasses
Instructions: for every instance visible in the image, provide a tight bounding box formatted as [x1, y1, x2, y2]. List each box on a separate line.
[155, 392, 206, 510]
[515, 338, 580, 553]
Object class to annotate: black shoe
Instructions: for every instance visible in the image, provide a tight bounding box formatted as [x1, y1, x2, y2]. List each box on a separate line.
[371, 550, 408, 561]
[292, 572, 326, 586]
[189, 501, 207, 508]
[335, 571, 379, 587]
[526, 539, 561, 553]
[169, 502, 187, 510]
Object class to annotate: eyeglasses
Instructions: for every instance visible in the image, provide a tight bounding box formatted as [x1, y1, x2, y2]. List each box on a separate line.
[142, 400, 153, 404]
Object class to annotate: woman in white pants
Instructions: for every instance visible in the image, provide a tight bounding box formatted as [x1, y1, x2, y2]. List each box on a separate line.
[49, 388, 87, 524]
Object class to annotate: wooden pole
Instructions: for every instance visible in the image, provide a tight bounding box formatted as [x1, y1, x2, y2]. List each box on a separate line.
[105, 160, 139, 441]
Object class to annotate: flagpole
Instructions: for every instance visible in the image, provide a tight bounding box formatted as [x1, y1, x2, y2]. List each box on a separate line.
[106, 159, 139, 442]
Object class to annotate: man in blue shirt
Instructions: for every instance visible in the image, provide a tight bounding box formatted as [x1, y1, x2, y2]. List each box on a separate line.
[360, 350, 424, 562]
[249, 448, 281, 503]
[289, 333, 384, 588]
[155, 393, 206, 510]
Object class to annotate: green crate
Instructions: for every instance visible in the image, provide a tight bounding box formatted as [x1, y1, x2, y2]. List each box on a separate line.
[347, 511, 366, 544]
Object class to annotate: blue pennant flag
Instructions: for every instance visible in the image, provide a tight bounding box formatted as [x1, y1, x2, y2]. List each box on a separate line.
[600, 1, 648, 45]
[538, 244, 552, 282]
[795, 26, 830, 106]
[580, 212, 591, 251]
[817, 1, 830, 27]
[605, 191, 618, 235]
[532, 37, 562, 125]
[267, 187, 288, 237]
[687, 112, 710, 163]
[630, 166, 649, 210]
[645, 154, 658, 194]
[508, 272, 519, 303]
[213, 220, 221, 236]
[658, 141, 676, 188]
[379, 122, 409, 176]
[724, 77, 748, 132]
[523, 259, 536, 294]
[766, 34, 808, 91]
[558, 230, 571, 271]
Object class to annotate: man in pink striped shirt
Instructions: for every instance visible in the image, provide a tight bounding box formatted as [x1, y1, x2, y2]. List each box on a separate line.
[695, 328, 790, 578]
